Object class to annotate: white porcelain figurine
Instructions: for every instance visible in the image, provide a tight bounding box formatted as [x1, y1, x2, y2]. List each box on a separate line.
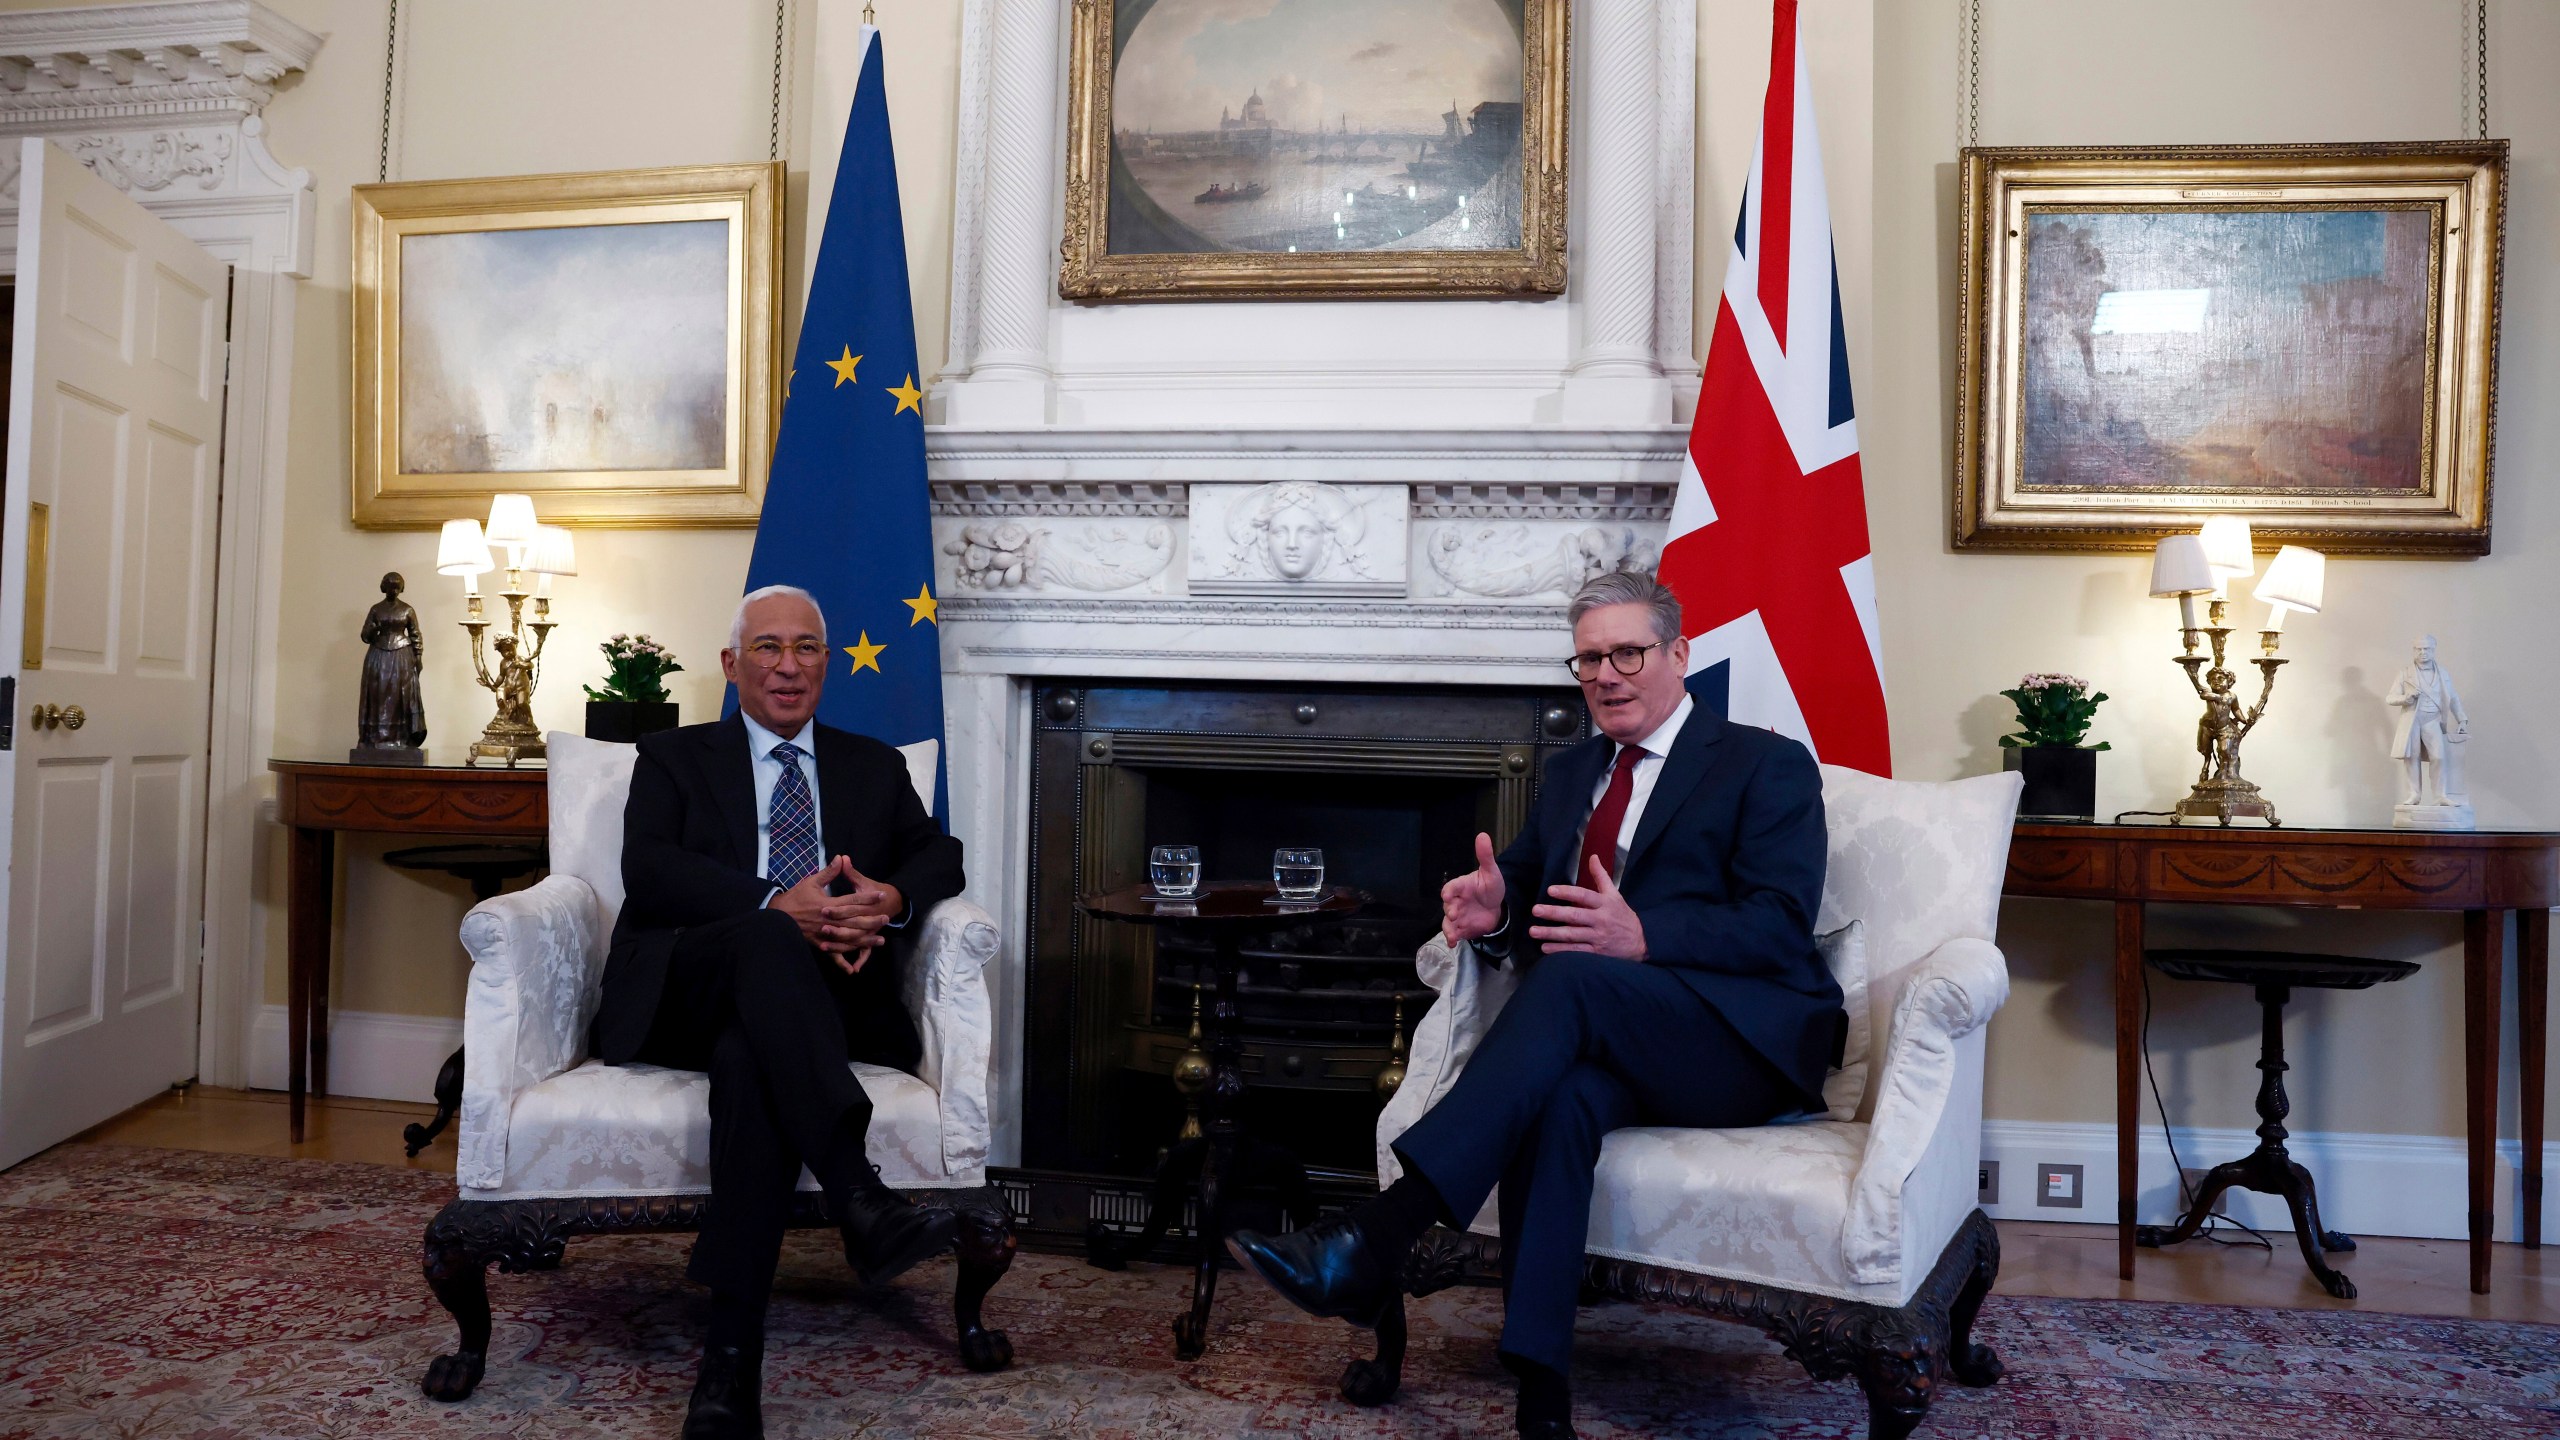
[2387, 634, 2473, 830]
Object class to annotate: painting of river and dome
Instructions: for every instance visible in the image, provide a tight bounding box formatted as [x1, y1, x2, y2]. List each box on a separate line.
[1111, 0, 1523, 254]
[1062, 0, 1566, 300]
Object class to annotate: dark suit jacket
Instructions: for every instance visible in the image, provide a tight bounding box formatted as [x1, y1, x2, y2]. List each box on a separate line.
[1486, 709, 1842, 1103]
[590, 713, 967, 1066]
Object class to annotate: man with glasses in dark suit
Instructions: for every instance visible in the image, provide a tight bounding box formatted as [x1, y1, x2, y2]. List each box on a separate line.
[1228, 570, 1841, 1440]
[591, 583, 966, 1439]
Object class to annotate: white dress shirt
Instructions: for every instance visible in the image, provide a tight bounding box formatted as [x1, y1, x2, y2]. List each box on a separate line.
[742, 712, 822, 881]
[1578, 693, 1695, 878]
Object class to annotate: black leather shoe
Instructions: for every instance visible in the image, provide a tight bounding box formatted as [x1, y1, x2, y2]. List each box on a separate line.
[839, 1184, 956, 1286]
[1225, 1217, 1394, 1328]
[681, 1344, 762, 1440]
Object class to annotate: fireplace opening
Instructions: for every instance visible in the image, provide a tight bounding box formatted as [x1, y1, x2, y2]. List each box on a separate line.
[1022, 679, 1589, 1194]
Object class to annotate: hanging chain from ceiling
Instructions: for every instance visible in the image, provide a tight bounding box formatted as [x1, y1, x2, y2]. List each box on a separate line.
[2475, 0, 2489, 140]
[1965, 0, 1982, 150]
[378, 0, 400, 184]
[770, 0, 787, 162]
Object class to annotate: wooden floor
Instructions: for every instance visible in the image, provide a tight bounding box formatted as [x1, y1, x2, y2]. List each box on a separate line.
[66, 1086, 2559, 1326]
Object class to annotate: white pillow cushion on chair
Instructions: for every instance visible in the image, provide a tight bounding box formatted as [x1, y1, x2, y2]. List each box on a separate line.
[1815, 766, 2021, 1120]
[482, 1057, 956, 1199]
[543, 731, 639, 935]
[1815, 920, 1869, 1122]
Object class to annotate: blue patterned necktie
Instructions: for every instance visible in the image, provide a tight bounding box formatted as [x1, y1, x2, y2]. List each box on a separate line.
[767, 741, 822, 887]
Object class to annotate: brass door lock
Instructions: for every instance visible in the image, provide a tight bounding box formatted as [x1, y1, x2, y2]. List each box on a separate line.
[30, 702, 83, 731]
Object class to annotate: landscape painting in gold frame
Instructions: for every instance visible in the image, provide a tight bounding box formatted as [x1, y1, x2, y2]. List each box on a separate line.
[352, 162, 782, 528]
[1954, 142, 2504, 556]
[1059, 0, 1568, 302]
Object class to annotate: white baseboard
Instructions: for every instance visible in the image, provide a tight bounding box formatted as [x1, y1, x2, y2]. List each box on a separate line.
[246, 1004, 463, 1104]
[1978, 1118, 2556, 1243]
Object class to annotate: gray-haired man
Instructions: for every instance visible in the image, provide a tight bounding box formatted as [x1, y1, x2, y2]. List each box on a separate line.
[1230, 571, 1841, 1439]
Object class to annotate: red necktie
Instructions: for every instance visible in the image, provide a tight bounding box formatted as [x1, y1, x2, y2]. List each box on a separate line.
[1577, 745, 1642, 886]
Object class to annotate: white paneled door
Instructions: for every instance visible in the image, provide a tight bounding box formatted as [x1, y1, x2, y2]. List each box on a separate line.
[0, 141, 227, 1169]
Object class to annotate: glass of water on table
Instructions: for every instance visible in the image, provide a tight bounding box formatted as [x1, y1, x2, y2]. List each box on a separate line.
[1272, 847, 1325, 901]
[1149, 844, 1201, 900]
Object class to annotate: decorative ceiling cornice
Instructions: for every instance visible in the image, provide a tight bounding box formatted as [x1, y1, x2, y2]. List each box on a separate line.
[0, 1, 320, 128]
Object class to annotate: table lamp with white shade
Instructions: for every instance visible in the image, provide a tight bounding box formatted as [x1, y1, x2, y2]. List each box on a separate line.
[446, 493, 561, 767]
[2149, 525, 2329, 826]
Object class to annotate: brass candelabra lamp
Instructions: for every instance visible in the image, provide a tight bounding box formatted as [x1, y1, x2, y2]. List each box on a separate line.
[2146, 522, 2326, 827]
[436, 494, 576, 768]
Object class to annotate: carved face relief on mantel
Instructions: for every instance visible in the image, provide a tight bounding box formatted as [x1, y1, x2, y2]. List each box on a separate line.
[1189, 481, 1409, 598]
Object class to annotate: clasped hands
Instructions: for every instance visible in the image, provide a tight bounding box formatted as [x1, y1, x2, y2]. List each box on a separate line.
[1438, 831, 1647, 961]
[772, 855, 904, 974]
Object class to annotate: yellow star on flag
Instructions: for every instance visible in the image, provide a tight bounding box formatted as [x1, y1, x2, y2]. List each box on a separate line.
[844, 631, 886, 674]
[902, 583, 938, 626]
[888, 374, 925, 415]
[826, 346, 863, 388]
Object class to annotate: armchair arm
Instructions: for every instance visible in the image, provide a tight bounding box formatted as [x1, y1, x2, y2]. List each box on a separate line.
[1843, 936, 2010, 1285]
[455, 875, 607, 1190]
[1376, 934, 1520, 1186]
[901, 895, 1000, 1183]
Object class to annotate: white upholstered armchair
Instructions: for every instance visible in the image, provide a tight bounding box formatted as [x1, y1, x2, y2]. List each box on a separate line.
[1359, 766, 2023, 1439]
[417, 732, 1017, 1402]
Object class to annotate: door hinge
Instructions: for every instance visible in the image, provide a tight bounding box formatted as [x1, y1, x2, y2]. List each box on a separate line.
[0, 675, 14, 750]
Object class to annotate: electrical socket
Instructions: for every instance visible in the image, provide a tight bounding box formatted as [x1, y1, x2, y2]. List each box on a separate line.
[2035, 1163, 2085, 1209]
[1977, 1160, 2000, 1205]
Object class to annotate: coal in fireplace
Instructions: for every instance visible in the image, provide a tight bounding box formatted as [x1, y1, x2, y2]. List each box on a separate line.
[1015, 679, 1589, 1235]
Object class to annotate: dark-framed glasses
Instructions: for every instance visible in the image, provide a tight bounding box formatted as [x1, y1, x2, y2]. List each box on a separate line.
[744, 639, 830, 669]
[1565, 639, 1667, 682]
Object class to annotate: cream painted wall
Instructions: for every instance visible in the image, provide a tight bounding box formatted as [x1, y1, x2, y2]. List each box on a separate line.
[11, 0, 2545, 1151]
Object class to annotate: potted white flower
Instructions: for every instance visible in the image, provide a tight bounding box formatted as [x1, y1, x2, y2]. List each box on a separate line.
[1999, 672, 2109, 820]
[583, 634, 684, 742]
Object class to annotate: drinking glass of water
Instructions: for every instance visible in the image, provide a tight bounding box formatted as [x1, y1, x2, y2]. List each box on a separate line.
[1272, 847, 1325, 901]
[1149, 844, 1201, 900]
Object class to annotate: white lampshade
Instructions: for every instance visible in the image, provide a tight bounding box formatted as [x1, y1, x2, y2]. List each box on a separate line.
[528, 524, 577, 577]
[434, 518, 493, 577]
[2253, 545, 2326, 616]
[483, 493, 540, 548]
[2198, 516, 2255, 585]
[2147, 534, 2216, 597]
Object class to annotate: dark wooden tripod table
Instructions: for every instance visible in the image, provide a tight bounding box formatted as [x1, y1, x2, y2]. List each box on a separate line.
[1077, 881, 1366, 1359]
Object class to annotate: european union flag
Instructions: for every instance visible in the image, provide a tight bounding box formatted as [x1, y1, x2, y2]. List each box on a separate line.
[740, 26, 944, 814]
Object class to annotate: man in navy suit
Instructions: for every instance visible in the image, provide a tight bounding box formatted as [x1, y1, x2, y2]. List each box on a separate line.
[1229, 571, 1839, 1439]
[594, 584, 966, 1440]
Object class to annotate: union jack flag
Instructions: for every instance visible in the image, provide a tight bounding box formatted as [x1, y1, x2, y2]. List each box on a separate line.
[1659, 0, 1891, 776]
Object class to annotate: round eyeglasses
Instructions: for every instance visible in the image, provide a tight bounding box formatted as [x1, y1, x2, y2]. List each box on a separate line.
[1565, 639, 1667, 682]
[743, 639, 830, 669]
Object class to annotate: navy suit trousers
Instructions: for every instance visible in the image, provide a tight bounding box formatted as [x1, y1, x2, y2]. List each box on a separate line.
[1392, 951, 1802, 1374]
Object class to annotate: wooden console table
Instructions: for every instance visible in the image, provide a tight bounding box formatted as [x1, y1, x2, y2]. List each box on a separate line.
[2002, 822, 2556, 1294]
[269, 757, 548, 1141]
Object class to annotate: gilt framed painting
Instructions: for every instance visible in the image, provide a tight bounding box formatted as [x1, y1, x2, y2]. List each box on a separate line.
[1954, 142, 2505, 555]
[1058, 0, 1568, 302]
[351, 162, 782, 528]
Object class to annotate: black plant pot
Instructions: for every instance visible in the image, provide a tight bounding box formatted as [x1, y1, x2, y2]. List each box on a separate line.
[2004, 745, 2098, 821]
[585, 700, 680, 743]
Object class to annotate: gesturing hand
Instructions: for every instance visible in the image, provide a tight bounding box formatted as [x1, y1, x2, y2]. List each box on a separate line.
[1440, 831, 1507, 945]
[1529, 855, 1648, 962]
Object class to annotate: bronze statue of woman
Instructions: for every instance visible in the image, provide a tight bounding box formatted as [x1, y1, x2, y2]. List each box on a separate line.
[355, 571, 427, 760]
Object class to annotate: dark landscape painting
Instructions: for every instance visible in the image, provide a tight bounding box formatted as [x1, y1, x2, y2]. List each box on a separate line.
[1108, 0, 1527, 255]
[2018, 207, 2434, 494]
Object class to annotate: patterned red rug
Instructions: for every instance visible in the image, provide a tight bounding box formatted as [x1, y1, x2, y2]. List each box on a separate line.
[0, 1144, 2553, 1439]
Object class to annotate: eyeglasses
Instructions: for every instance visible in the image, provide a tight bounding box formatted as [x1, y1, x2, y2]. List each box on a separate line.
[1565, 639, 1668, 682]
[743, 639, 830, 669]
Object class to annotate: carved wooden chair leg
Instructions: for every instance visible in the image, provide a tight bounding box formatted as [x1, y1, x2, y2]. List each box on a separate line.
[419, 1200, 497, 1400]
[1946, 1212, 2005, 1388]
[947, 1190, 1018, 1372]
[1850, 1308, 1942, 1440]
[1339, 1290, 1407, 1406]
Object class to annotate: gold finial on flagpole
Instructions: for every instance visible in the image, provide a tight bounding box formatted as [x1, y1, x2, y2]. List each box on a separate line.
[863, 2, 876, 21]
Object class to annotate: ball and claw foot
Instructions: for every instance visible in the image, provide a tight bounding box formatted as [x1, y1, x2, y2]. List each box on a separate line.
[1339, 1356, 1400, 1406]
[2317, 1268, 2358, 1300]
[958, 1326, 1014, 1372]
[420, 1349, 485, 1401]
[1171, 1312, 1207, 1361]
[2320, 1230, 2357, 1253]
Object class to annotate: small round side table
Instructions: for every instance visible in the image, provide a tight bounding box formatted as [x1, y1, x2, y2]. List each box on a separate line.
[1078, 881, 1365, 1359]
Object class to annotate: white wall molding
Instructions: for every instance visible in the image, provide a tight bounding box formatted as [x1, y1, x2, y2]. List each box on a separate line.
[0, 1, 319, 1092]
[1978, 1118, 2554, 1245]
[248, 1004, 459, 1105]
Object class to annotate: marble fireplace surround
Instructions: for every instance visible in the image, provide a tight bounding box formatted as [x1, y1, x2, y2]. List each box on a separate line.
[930, 427, 1690, 1164]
